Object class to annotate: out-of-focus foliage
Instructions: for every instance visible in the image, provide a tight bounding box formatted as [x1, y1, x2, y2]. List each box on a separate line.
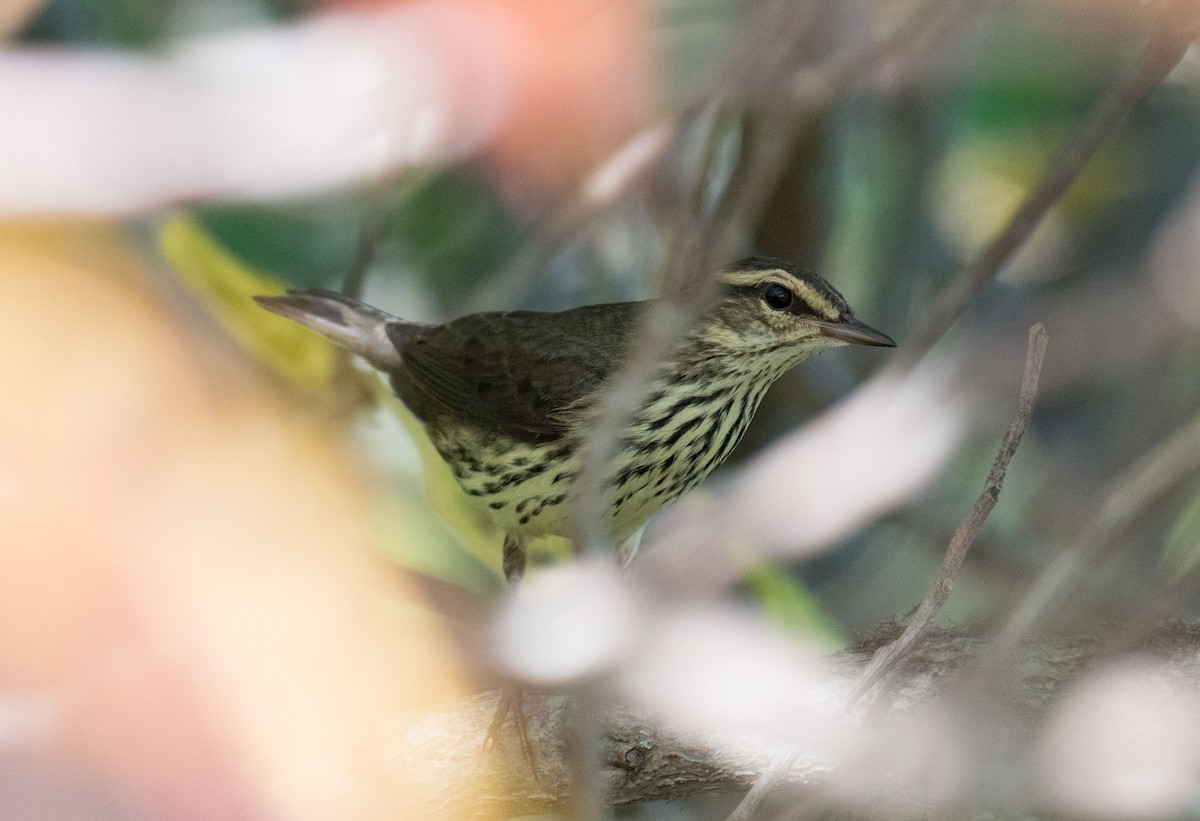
[10, 0, 1200, 812]
[194, 198, 366, 290]
[0, 221, 476, 819]
[1161, 483, 1200, 583]
[386, 170, 525, 305]
[72, 0, 1197, 638]
[745, 561, 841, 645]
[159, 215, 346, 397]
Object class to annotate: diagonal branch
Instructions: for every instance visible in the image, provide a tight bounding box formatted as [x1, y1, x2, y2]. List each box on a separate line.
[851, 323, 1048, 701]
[897, 0, 1200, 367]
[729, 326, 1048, 821]
[392, 621, 1200, 819]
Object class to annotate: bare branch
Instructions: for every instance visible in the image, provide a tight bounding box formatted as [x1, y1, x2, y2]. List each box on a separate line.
[476, 0, 984, 311]
[852, 323, 1048, 699]
[992, 407, 1200, 658]
[898, 0, 1200, 366]
[391, 622, 1200, 819]
[726, 326, 1047, 821]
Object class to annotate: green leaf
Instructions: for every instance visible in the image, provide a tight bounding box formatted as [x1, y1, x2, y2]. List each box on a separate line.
[1160, 482, 1200, 583]
[745, 563, 840, 646]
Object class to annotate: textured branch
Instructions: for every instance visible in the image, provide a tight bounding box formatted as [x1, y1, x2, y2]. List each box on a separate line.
[853, 324, 1049, 699]
[389, 622, 1200, 819]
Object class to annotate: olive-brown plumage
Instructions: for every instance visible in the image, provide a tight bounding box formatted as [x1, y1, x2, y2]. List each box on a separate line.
[255, 257, 894, 585]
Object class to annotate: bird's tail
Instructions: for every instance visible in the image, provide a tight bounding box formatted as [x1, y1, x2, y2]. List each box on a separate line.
[254, 289, 414, 370]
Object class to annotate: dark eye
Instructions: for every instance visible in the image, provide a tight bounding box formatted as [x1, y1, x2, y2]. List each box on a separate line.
[762, 283, 793, 311]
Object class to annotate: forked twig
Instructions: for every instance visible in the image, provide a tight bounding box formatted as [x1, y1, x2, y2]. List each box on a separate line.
[849, 323, 1048, 703]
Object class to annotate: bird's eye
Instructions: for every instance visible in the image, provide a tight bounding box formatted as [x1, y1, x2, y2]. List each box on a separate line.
[762, 283, 793, 311]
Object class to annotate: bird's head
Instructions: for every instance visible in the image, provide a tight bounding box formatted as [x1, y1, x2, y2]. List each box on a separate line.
[696, 257, 895, 363]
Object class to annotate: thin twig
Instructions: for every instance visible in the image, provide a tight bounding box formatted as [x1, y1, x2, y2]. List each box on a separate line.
[725, 744, 799, 821]
[564, 688, 607, 821]
[728, 323, 1049, 821]
[476, 0, 980, 312]
[570, 0, 982, 558]
[850, 324, 1048, 703]
[340, 192, 391, 301]
[323, 186, 398, 415]
[897, 0, 1200, 367]
[788, 0, 978, 108]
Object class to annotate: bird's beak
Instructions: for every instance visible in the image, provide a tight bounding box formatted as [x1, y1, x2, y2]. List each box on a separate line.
[815, 316, 896, 347]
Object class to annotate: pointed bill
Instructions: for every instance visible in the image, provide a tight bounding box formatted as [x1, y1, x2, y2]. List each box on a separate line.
[815, 316, 896, 347]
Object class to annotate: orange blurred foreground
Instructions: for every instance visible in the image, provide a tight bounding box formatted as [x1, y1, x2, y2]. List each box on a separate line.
[333, 0, 653, 201]
[0, 223, 487, 819]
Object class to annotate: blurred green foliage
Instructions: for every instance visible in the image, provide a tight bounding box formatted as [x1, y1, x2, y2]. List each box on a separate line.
[23, 0, 1200, 639]
[195, 197, 366, 289]
[1161, 483, 1200, 584]
[386, 170, 525, 305]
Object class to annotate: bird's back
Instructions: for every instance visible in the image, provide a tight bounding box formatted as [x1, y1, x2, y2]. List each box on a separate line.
[255, 289, 642, 443]
[388, 302, 640, 443]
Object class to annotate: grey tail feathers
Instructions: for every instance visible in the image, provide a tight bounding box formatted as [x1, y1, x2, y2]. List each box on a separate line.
[253, 289, 417, 370]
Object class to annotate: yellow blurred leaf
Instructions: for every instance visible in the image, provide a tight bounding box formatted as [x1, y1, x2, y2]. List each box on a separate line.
[159, 214, 343, 395]
[159, 215, 561, 585]
[0, 219, 486, 819]
[390, 403, 571, 577]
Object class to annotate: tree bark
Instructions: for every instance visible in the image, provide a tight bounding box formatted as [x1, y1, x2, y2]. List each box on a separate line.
[389, 621, 1200, 818]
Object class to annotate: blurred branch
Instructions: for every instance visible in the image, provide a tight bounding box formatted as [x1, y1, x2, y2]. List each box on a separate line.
[393, 621, 1200, 818]
[569, 0, 983, 558]
[321, 188, 397, 415]
[898, 0, 1200, 366]
[341, 189, 395, 301]
[0, 7, 510, 213]
[728, 325, 1046, 821]
[787, 0, 981, 108]
[991, 406, 1200, 659]
[478, 0, 983, 310]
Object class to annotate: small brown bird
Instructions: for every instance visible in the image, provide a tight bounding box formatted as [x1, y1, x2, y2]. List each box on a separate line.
[255, 257, 894, 590]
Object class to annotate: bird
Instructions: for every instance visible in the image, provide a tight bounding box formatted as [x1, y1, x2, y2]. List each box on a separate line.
[256, 257, 894, 762]
[255, 257, 895, 592]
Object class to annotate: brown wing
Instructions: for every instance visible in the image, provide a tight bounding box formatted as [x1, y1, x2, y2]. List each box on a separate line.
[388, 302, 639, 443]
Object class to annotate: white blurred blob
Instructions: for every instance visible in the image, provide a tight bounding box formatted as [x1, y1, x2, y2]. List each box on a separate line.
[582, 121, 671, 205]
[1040, 657, 1200, 819]
[0, 691, 57, 752]
[619, 605, 859, 758]
[1148, 173, 1200, 330]
[493, 559, 637, 686]
[1164, 41, 1200, 87]
[830, 703, 964, 809]
[0, 5, 511, 213]
[729, 356, 969, 557]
